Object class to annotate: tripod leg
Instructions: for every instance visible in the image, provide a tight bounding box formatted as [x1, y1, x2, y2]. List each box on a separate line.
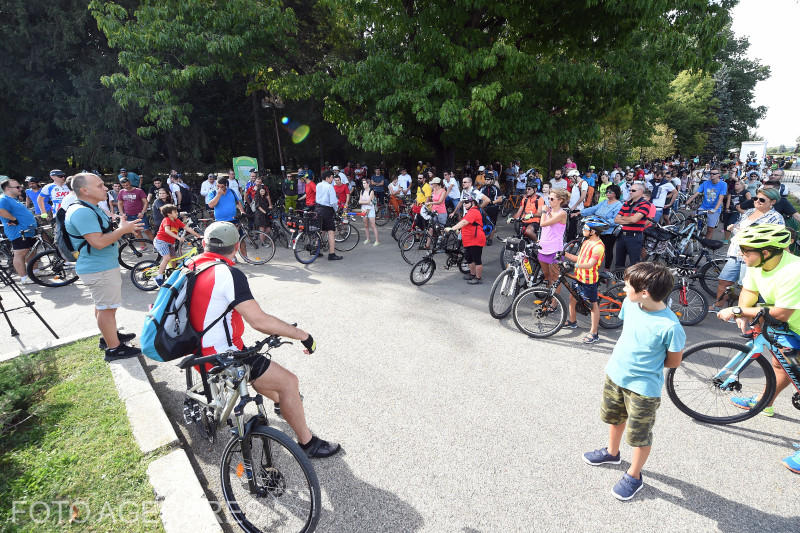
[0, 297, 20, 336]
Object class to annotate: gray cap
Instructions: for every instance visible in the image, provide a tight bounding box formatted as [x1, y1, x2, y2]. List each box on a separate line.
[203, 221, 239, 247]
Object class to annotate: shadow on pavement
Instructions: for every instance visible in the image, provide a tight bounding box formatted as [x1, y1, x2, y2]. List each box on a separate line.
[693, 420, 797, 449]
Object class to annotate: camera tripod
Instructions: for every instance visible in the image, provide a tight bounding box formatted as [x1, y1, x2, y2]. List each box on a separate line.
[0, 265, 58, 339]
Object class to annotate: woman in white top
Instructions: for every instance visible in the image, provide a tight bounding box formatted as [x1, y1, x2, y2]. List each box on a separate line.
[443, 172, 460, 212]
[359, 178, 379, 245]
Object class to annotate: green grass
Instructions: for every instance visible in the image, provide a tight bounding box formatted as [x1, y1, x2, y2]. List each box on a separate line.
[0, 339, 165, 533]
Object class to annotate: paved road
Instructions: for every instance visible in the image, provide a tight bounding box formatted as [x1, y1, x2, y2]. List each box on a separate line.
[2, 221, 799, 532]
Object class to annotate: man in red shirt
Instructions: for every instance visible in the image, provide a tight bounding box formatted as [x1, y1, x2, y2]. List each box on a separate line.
[299, 174, 316, 208]
[445, 196, 486, 284]
[187, 222, 340, 458]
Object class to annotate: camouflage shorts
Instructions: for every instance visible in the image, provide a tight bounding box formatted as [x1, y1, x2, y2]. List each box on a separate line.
[600, 375, 661, 447]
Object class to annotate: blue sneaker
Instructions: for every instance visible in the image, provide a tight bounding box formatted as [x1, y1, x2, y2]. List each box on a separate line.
[730, 395, 774, 417]
[782, 450, 800, 474]
[583, 447, 621, 466]
[612, 473, 644, 501]
[564, 320, 578, 329]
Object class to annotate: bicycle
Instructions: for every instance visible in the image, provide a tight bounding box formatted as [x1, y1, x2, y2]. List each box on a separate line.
[409, 234, 471, 286]
[666, 266, 708, 326]
[288, 209, 355, 264]
[23, 224, 80, 288]
[117, 230, 159, 270]
[178, 335, 321, 532]
[235, 215, 276, 265]
[130, 238, 201, 291]
[499, 193, 525, 218]
[510, 256, 625, 338]
[489, 237, 544, 319]
[666, 308, 800, 425]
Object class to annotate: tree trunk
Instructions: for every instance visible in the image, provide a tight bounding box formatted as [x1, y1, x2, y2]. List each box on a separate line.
[251, 92, 266, 168]
[547, 148, 553, 179]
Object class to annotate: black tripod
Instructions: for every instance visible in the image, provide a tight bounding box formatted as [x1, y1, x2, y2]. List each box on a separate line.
[0, 265, 58, 339]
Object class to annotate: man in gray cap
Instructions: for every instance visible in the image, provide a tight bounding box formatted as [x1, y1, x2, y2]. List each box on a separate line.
[184, 222, 341, 458]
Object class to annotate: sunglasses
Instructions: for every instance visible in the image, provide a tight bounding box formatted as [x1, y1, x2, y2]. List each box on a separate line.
[739, 247, 760, 254]
[754, 197, 769, 203]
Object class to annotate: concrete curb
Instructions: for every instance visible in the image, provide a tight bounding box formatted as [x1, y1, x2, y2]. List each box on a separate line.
[0, 329, 100, 363]
[108, 356, 222, 533]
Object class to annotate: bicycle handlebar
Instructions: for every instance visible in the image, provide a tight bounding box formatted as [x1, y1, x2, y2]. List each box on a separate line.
[181, 334, 293, 370]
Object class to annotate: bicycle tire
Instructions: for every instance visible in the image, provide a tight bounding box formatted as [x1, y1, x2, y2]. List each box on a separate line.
[239, 231, 276, 265]
[131, 260, 160, 291]
[511, 288, 567, 338]
[391, 218, 411, 241]
[118, 238, 159, 269]
[598, 282, 625, 329]
[26, 249, 79, 287]
[668, 286, 708, 326]
[399, 232, 426, 265]
[489, 268, 518, 319]
[458, 256, 471, 274]
[665, 340, 776, 425]
[698, 258, 726, 298]
[220, 424, 321, 533]
[410, 257, 436, 286]
[374, 204, 391, 226]
[500, 245, 515, 270]
[293, 231, 321, 264]
[335, 223, 359, 252]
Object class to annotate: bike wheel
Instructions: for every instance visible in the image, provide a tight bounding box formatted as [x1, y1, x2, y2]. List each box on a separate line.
[293, 231, 321, 264]
[335, 222, 359, 252]
[598, 282, 625, 329]
[118, 238, 159, 269]
[130, 260, 159, 291]
[665, 340, 776, 425]
[698, 258, 726, 298]
[512, 288, 566, 338]
[668, 286, 708, 326]
[220, 424, 321, 533]
[239, 231, 276, 265]
[489, 268, 518, 319]
[400, 232, 428, 265]
[374, 204, 391, 226]
[26, 249, 78, 287]
[391, 218, 411, 241]
[458, 256, 471, 274]
[500, 245, 515, 270]
[410, 257, 435, 286]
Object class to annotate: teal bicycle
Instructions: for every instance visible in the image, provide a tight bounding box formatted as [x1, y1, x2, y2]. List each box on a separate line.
[666, 308, 800, 424]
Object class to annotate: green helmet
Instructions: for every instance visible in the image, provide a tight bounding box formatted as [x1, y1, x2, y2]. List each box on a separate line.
[734, 224, 793, 249]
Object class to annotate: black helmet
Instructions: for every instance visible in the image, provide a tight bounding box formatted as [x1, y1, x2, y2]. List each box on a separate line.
[526, 179, 538, 190]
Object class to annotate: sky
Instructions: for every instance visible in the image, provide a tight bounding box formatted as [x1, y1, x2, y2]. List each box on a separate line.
[731, 0, 800, 147]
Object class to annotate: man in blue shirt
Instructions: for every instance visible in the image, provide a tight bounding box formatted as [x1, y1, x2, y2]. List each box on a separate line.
[0, 178, 38, 283]
[370, 168, 387, 204]
[65, 173, 142, 360]
[117, 168, 141, 187]
[206, 177, 245, 223]
[24, 176, 43, 215]
[687, 168, 727, 239]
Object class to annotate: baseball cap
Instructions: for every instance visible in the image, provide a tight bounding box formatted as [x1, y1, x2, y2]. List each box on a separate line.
[332, 166, 340, 171]
[0, 175, 9, 186]
[207, 173, 216, 179]
[50, 169, 65, 177]
[119, 168, 127, 172]
[430, 177, 442, 185]
[203, 221, 239, 247]
[25, 176, 41, 183]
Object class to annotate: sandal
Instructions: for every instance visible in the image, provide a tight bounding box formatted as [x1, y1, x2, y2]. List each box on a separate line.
[583, 333, 600, 344]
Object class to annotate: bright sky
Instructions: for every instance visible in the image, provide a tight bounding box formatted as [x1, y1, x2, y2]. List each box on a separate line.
[731, 0, 800, 147]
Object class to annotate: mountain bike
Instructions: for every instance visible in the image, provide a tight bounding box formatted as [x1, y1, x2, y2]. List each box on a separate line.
[499, 193, 525, 218]
[19, 224, 80, 287]
[511, 256, 625, 338]
[666, 308, 800, 425]
[666, 266, 708, 326]
[236, 215, 276, 265]
[130, 239, 200, 291]
[489, 237, 544, 319]
[178, 335, 321, 532]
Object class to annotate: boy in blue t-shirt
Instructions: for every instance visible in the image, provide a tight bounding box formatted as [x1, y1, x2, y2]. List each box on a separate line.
[583, 262, 686, 501]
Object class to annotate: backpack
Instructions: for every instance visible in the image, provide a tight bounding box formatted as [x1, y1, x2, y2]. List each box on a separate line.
[55, 201, 113, 261]
[179, 185, 194, 211]
[140, 260, 234, 362]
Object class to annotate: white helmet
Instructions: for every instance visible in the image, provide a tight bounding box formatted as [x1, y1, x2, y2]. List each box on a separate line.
[567, 169, 580, 178]
[478, 166, 486, 172]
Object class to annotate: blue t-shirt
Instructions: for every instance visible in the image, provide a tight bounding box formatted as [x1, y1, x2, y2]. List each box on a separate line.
[64, 202, 118, 275]
[118, 172, 141, 187]
[0, 194, 37, 240]
[584, 174, 596, 187]
[207, 188, 238, 222]
[605, 299, 686, 398]
[698, 180, 727, 212]
[371, 175, 386, 192]
[25, 189, 42, 215]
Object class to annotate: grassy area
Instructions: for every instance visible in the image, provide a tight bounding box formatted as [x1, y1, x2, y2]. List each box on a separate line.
[0, 339, 165, 532]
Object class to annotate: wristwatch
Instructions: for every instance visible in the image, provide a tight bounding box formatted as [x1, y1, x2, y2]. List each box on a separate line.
[732, 306, 743, 318]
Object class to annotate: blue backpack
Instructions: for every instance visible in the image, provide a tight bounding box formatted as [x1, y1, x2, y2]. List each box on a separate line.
[140, 260, 234, 362]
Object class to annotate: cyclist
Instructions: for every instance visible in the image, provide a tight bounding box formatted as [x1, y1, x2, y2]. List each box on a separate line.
[38, 169, 70, 217]
[716, 224, 800, 473]
[152, 204, 203, 286]
[188, 222, 340, 458]
[511, 180, 545, 242]
[0, 178, 37, 284]
[562, 216, 608, 344]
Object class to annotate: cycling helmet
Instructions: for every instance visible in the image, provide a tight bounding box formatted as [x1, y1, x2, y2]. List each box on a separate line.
[25, 176, 41, 183]
[582, 215, 610, 234]
[733, 224, 793, 250]
[525, 179, 538, 189]
[567, 169, 580, 178]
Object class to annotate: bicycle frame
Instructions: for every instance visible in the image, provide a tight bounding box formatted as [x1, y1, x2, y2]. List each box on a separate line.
[714, 328, 800, 393]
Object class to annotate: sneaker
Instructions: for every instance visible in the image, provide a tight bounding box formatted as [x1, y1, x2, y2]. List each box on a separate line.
[19, 276, 34, 285]
[99, 332, 136, 350]
[564, 320, 578, 329]
[463, 273, 475, 280]
[612, 473, 644, 501]
[467, 277, 482, 285]
[782, 450, 800, 474]
[363, 239, 370, 245]
[373, 241, 380, 247]
[730, 395, 774, 417]
[155, 276, 164, 287]
[709, 305, 722, 313]
[486, 238, 493, 246]
[104, 343, 141, 362]
[327, 253, 343, 261]
[583, 333, 600, 344]
[300, 436, 341, 459]
[583, 447, 621, 466]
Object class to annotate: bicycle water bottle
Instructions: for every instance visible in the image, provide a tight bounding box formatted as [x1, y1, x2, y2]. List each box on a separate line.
[523, 256, 533, 274]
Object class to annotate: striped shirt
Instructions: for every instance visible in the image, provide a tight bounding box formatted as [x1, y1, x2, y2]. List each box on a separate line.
[575, 239, 605, 284]
[618, 198, 652, 231]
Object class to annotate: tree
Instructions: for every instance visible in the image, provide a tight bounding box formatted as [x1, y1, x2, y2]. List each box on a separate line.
[661, 71, 717, 156]
[273, 0, 733, 169]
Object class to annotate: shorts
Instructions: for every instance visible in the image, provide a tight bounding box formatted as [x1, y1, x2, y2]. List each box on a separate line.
[10, 236, 36, 250]
[464, 245, 483, 265]
[126, 214, 150, 230]
[705, 210, 721, 228]
[718, 257, 745, 283]
[362, 205, 375, 218]
[153, 238, 177, 257]
[537, 251, 557, 264]
[722, 211, 740, 228]
[244, 353, 272, 381]
[314, 205, 336, 231]
[435, 212, 447, 225]
[79, 267, 122, 310]
[572, 280, 599, 303]
[600, 375, 660, 447]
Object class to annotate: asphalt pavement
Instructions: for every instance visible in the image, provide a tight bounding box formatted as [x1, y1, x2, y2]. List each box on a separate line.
[2, 219, 799, 532]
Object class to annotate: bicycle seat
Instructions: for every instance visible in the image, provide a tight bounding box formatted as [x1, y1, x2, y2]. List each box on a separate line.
[598, 270, 612, 282]
[699, 238, 724, 250]
[177, 354, 197, 369]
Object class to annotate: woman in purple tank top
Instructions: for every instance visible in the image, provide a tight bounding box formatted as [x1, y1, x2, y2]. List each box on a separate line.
[538, 188, 570, 286]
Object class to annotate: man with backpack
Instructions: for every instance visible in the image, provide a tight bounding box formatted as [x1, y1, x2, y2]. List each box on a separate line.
[511, 180, 546, 241]
[65, 173, 143, 360]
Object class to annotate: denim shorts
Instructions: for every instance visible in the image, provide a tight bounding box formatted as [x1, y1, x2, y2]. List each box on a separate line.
[705, 210, 721, 228]
[718, 257, 745, 283]
[572, 280, 599, 303]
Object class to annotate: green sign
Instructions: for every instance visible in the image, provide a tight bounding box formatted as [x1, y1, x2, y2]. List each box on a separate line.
[232, 156, 258, 183]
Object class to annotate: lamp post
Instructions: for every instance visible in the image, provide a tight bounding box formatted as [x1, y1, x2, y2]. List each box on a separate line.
[261, 94, 286, 177]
